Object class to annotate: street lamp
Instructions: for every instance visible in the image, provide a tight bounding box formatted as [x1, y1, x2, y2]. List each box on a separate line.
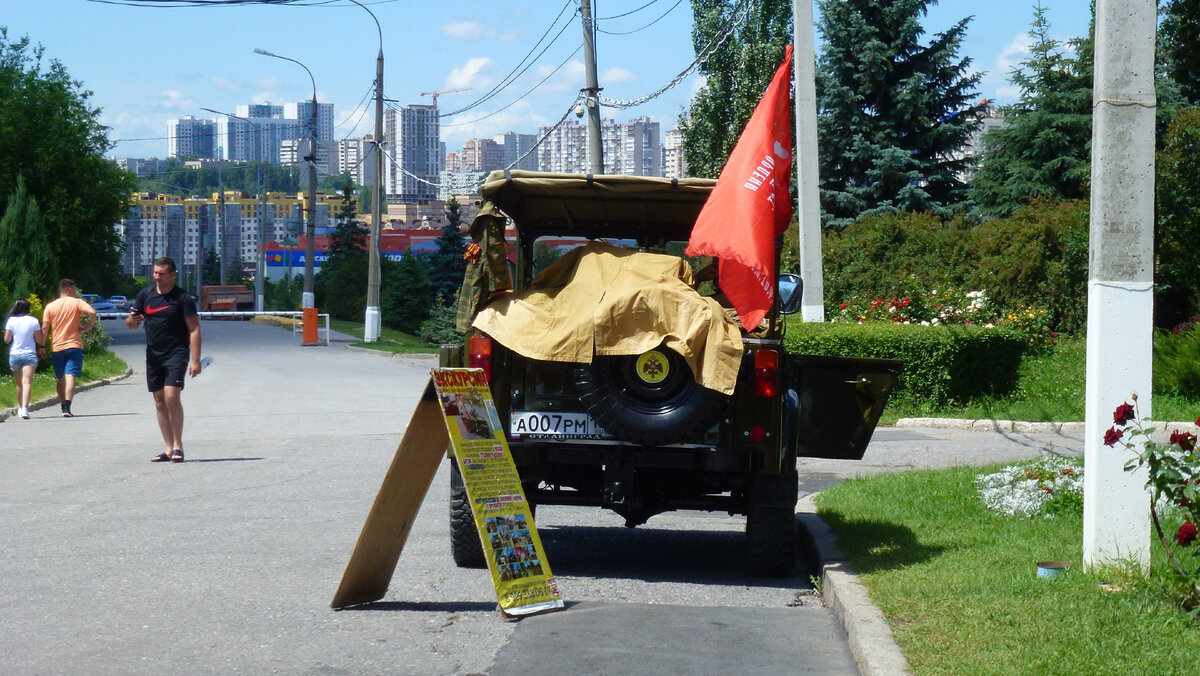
[202, 106, 268, 313]
[254, 47, 319, 312]
[343, 0, 385, 342]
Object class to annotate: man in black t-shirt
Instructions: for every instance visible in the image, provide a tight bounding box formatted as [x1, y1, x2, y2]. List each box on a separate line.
[126, 256, 203, 463]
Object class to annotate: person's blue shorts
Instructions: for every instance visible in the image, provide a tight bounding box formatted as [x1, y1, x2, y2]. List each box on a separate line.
[8, 352, 38, 371]
[50, 348, 84, 378]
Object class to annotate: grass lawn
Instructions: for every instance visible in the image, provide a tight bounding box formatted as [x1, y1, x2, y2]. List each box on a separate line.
[326, 318, 435, 354]
[817, 467, 1200, 675]
[0, 351, 129, 409]
[884, 335, 1200, 423]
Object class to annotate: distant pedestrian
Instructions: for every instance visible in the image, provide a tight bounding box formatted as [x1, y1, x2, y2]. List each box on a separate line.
[41, 279, 98, 417]
[126, 257, 202, 463]
[4, 299, 47, 419]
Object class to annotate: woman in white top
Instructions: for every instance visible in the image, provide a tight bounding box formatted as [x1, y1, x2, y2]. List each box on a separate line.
[4, 299, 47, 419]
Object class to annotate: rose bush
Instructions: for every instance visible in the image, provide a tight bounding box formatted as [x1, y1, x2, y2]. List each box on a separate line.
[1105, 396, 1200, 600]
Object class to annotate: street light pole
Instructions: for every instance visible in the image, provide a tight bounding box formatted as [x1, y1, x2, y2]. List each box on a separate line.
[255, 47, 319, 311]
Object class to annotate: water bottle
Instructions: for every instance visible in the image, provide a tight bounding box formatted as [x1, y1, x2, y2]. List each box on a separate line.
[200, 356, 213, 370]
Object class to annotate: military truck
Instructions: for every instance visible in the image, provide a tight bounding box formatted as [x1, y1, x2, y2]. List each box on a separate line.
[442, 171, 900, 576]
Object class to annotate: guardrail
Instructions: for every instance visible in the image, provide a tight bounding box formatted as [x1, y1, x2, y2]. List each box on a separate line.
[96, 310, 331, 346]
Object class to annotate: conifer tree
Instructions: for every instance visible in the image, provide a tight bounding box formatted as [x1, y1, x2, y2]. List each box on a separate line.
[0, 175, 58, 299]
[1161, 0, 1200, 104]
[381, 252, 432, 334]
[968, 4, 1094, 219]
[425, 197, 468, 304]
[816, 0, 982, 228]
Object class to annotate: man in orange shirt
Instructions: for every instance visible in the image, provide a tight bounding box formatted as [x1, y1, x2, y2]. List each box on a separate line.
[41, 279, 98, 417]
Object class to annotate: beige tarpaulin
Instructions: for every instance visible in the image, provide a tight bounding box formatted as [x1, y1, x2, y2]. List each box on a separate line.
[471, 241, 743, 395]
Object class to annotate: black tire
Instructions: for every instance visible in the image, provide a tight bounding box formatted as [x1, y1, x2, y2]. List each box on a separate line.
[449, 459, 486, 568]
[575, 345, 729, 445]
[746, 506, 797, 577]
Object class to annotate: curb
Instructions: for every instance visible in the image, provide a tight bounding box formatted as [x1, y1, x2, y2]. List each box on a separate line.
[893, 417, 1200, 442]
[0, 367, 134, 422]
[343, 344, 439, 367]
[796, 493, 911, 676]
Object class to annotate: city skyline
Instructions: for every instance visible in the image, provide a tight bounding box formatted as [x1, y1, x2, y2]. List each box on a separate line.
[3, 1, 1092, 160]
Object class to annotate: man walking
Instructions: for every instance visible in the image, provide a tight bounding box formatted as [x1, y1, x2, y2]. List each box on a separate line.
[41, 279, 98, 417]
[126, 257, 202, 463]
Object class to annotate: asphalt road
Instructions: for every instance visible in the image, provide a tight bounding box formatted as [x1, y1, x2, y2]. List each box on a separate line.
[2, 319, 874, 675]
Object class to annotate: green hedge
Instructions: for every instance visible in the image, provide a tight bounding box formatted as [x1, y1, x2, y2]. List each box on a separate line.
[784, 320, 1027, 406]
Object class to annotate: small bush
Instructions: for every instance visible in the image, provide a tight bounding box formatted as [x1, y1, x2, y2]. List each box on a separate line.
[418, 295, 461, 347]
[785, 320, 1027, 406]
[83, 319, 111, 354]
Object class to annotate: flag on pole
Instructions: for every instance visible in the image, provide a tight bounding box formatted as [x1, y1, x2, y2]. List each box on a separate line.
[686, 45, 794, 331]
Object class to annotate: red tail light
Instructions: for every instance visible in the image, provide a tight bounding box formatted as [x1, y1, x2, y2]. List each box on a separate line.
[468, 335, 493, 382]
[754, 349, 779, 398]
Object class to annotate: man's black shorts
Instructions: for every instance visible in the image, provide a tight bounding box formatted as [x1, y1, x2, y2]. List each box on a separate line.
[146, 347, 189, 392]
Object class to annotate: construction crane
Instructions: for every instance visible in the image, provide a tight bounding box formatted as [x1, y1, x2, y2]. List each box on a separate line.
[419, 87, 471, 107]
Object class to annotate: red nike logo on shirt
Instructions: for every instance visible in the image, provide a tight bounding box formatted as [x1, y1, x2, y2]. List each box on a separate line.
[143, 305, 169, 315]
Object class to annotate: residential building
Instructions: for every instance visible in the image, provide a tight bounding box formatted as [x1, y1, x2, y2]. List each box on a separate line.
[383, 104, 441, 203]
[438, 170, 487, 202]
[535, 118, 662, 176]
[663, 127, 686, 179]
[167, 116, 216, 159]
[283, 101, 336, 143]
[460, 138, 505, 172]
[496, 132, 539, 171]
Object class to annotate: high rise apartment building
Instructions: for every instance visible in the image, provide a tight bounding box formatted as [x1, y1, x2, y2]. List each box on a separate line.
[535, 118, 662, 176]
[496, 132, 539, 171]
[283, 102, 335, 143]
[460, 139, 505, 172]
[384, 104, 440, 203]
[663, 127, 686, 179]
[167, 116, 216, 159]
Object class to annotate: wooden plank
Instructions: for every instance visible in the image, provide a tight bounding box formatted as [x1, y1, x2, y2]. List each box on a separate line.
[331, 380, 449, 609]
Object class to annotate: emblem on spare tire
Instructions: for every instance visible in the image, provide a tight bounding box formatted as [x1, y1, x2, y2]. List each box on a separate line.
[635, 350, 669, 384]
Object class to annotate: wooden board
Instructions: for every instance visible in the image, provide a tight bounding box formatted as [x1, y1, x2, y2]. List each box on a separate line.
[331, 380, 449, 609]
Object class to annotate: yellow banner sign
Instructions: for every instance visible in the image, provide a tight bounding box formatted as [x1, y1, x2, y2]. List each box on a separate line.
[432, 368, 564, 618]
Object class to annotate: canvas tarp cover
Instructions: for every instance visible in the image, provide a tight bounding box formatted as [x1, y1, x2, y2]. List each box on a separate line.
[472, 240, 743, 395]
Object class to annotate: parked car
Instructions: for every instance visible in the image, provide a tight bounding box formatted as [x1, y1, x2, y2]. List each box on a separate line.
[81, 293, 117, 313]
[108, 295, 131, 312]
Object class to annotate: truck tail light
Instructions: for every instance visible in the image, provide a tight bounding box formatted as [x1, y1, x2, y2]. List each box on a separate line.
[754, 349, 779, 398]
[468, 334, 493, 382]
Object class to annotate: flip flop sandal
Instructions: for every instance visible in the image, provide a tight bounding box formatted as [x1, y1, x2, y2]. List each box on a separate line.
[170, 449, 185, 463]
[151, 452, 171, 463]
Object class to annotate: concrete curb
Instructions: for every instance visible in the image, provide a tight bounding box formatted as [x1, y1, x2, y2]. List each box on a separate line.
[893, 417, 1200, 441]
[796, 493, 911, 676]
[0, 367, 134, 422]
[343, 344, 439, 367]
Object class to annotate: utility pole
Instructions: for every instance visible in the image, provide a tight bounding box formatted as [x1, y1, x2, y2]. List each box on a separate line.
[365, 43, 384, 342]
[303, 97, 318, 310]
[1082, 0, 1156, 572]
[256, 161, 266, 312]
[580, 0, 604, 174]
[793, 0, 824, 321]
[218, 169, 226, 285]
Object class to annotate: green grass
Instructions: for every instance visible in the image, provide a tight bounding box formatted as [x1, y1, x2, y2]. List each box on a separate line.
[327, 318, 437, 354]
[0, 351, 129, 408]
[884, 335, 1200, 423]
[817, 467, 1200, 675]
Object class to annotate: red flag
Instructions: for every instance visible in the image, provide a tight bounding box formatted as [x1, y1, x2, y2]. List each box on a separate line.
[686, 45, 793, 330]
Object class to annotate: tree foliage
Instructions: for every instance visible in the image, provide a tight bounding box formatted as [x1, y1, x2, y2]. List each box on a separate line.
[680, 0, 793, 179]
[315, 185, 367, 321]
[816, 0, 983, 228]
[1155, 107, 1200, 327]
[381, 252, 432, 334]
[137, 158, 301, 197]
[0, 28, 137, 292]
[1160, 0, 1200, 104]
[0, 175, 58, 300]
[968, 5, 1094, 219]
[425, 197, 467, 304]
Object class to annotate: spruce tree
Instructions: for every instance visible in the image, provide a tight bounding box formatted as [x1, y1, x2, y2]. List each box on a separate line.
[381, 252, 432, 334]
[968, 4, 1094, 219]
[1161, 0, 1200, 104]
[425, 198, 468, 305]
[816, 0, 982, 227]
[0, 175, 58, 299]
[680, 0, 793, 179]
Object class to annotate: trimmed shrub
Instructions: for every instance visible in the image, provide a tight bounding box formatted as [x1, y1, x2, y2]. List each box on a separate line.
[785, 320, 1027, 406]
[1153, 326, 1200, 398]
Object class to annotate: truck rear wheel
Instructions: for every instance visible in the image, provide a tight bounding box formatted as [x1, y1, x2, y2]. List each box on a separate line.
[449, 459, 486, 568]
[746, 506, 797, 577]
[575, 345, 728, 446]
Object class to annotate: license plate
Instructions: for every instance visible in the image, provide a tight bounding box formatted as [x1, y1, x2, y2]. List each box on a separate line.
[510, 411, 606, 439]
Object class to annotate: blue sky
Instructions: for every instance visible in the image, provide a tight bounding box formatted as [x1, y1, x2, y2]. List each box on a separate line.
[3, 1, 1092, 160]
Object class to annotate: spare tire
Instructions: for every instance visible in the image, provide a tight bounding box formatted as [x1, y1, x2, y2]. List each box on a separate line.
[575, 345, 729, 445]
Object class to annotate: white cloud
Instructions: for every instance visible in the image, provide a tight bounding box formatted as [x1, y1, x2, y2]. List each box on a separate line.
[977, 32, 1032, 103]
[158, 89, 195, 112]
[440, 100, 552, 147]
[444, 20, 483, 40]
[446, 57, 493, 90]
[601, 67, 637, 84]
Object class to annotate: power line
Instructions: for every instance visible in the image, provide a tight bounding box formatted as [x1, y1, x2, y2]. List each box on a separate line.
[441, 45, 583, 128]
[597, 0, 684, 36]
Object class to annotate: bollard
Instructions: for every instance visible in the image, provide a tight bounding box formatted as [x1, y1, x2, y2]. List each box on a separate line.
[302, 307, 319, 345]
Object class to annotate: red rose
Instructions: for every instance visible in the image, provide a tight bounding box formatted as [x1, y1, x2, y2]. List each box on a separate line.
[1104, 427, 1124, 447]
[839, 302, 848, 310]
[1194, 415, 1200, 427]
[1176, 432, 1198, 452]
[1176, 522, 1198, 547]
[1112, 402, 1135, 426]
